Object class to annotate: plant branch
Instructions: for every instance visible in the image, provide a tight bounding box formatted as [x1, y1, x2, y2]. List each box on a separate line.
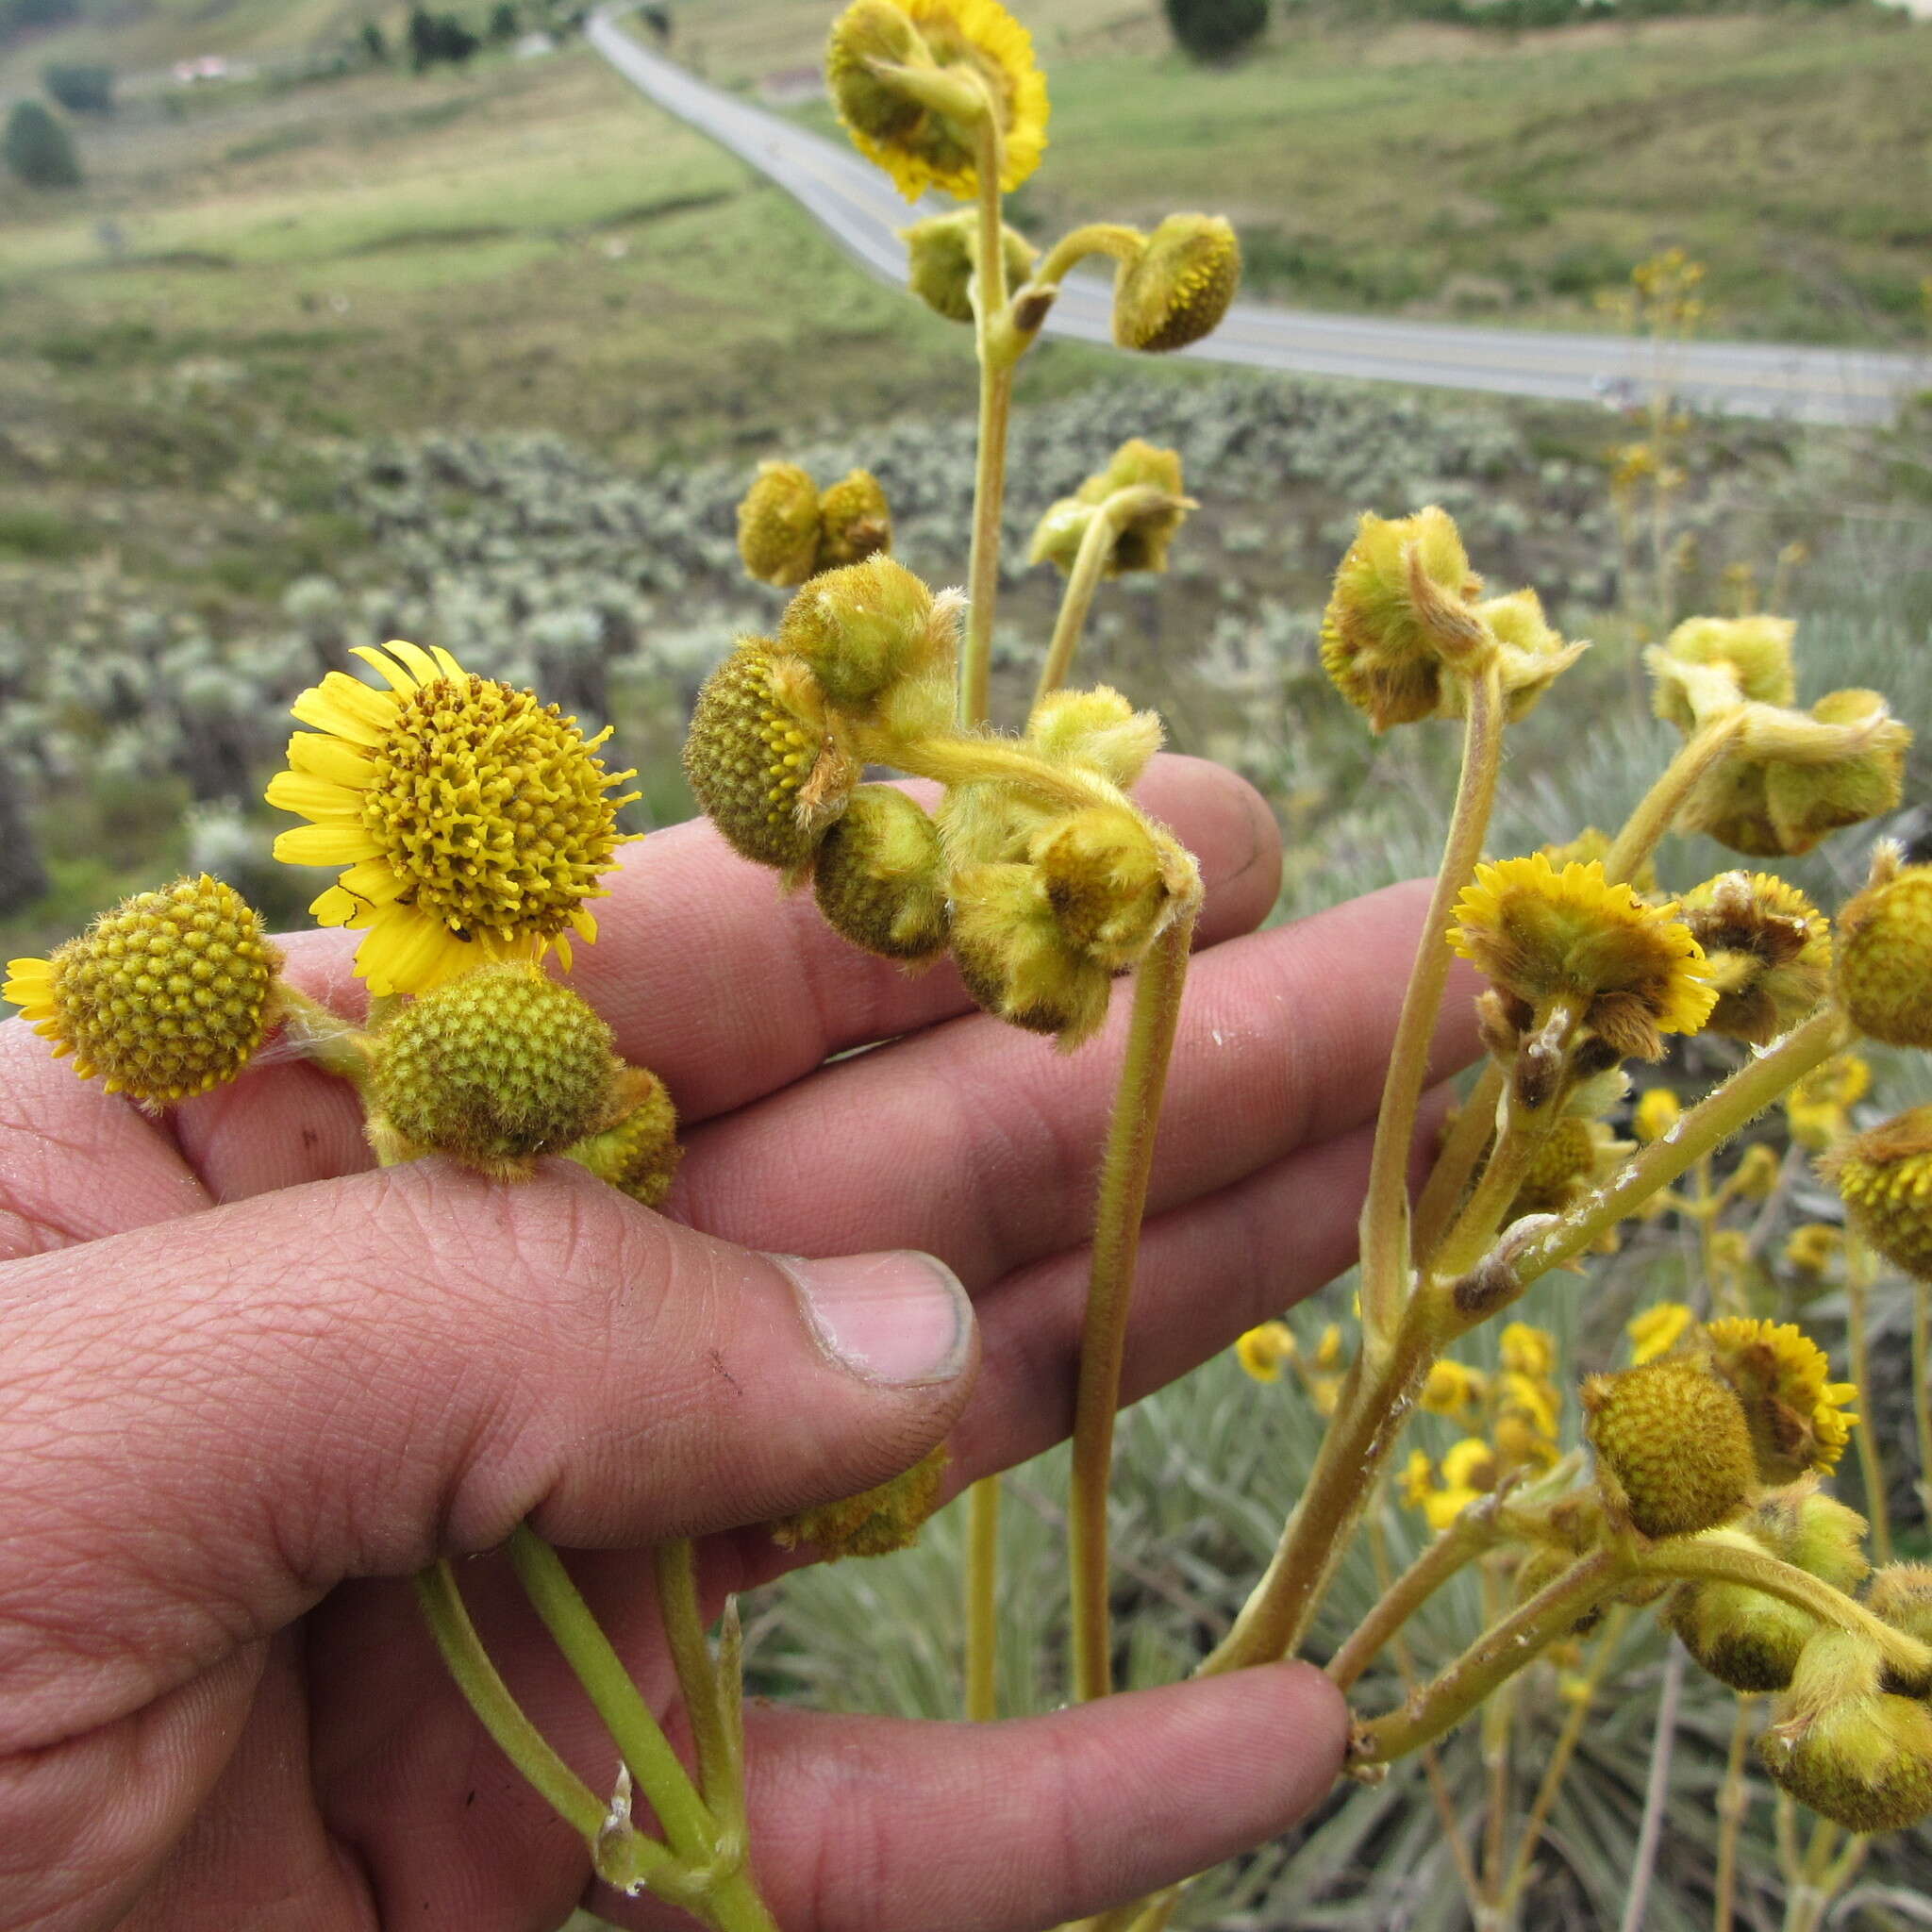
[965, 1474, 1001, 1721]
[1601, 711, 1746, 883]
[1327, 1516, 1491, 1692]
[960, 108, 1015, 729]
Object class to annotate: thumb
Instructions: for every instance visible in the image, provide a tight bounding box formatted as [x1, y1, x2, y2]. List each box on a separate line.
[0, 1158, 974, 1757]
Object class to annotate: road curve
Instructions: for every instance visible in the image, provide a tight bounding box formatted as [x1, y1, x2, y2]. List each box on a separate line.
[586, 8, 1925, 427]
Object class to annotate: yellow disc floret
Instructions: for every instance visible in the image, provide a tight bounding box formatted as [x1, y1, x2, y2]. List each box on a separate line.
[5, 874, 280, 1105]
[1583, 1357, 1755, 1540]
[1704, 1316, 1857, 1483]
[564, 1063, 682, 1209]
[1111, 214, 1241, 355]
[1837, 859, 1932, 1049]
[1827, 1106, 1932, 1282]
[268, 642, 637, 998]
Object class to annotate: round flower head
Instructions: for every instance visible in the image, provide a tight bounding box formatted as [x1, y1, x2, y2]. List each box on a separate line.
[826, 0, 1048, 201]
[812, 784, 951, 963]
[5, 874, 280, 1106]
[1836, 857, 1932, 1049]
[737, 460, 824, 588]
[774, 1441, 949, 1558]
[1679, 871, 1830, 1045]
[1582, 1357, 1755, 1541]
[1111, 214, 1241, 354]
[1320, 507, 1487, 731]
[815, 469, 893, 571]
[1508, 1114, 1631, 1219]
[1235, 1320, 1296, 1383]
[372, 962, 621, 1178]
[1785, 1222, 1843, 1276]
[776, 556, 952, 715]
[269, 642, 638, 997]
[901, 208, 1037, 323]
[1449, 856, 1716, 1062]
[1650, 614, 1796, 732]
[1761, 1629, 1932, 1834]
[1028, 439, 1191, 579]
[1704, 1316, 1857, 1483]
[1826, 1106, 1932, 1282]
[564, 1063, 681, 1208]
[683, 640, 854, 874]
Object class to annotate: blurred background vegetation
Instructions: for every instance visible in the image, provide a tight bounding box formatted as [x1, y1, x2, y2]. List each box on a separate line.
[3, 0, 1931, 1924]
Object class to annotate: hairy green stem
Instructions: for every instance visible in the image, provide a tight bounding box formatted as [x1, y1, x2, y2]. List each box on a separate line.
[965, 1474, 1001, 1721]
[1326, 1517, 1491, 1692]
[1413, 1062, 1503, 1271]
[271, 981, 376, 1086]
[960, 109, 1014, 729]
[652, 1540, 745, 1838]
[1713, 1694, 1757, 1932]
[1069, 910, 1196, 1702]
[1844, 1239, 1893, 1565]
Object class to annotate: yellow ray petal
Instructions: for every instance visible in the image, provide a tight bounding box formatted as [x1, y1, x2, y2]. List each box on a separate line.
[285, 731, 375, 788]
[336, 858, 408, 905]
[275, 824, 384, 867]
[351, 643, 424, 692]
[265, 771, 364, 821]
[291, 674, 397, 746]
[428, 645, 466, 681]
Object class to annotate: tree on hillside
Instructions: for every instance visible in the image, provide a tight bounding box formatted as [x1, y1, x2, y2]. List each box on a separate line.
[4, 100, 81, 189]
[1163, 0, 1268, 62]
[360, 22, 391, 62]
[488, 2, 520, 42]
[42, 62, 112, 114]
[408, 8, 481, 71]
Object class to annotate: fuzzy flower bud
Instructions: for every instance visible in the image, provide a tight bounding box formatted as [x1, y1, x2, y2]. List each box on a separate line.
[1583, 1357, 1755, 1541]
[1509, 1115, 1630, 1218]
[564, 1064, 680, 1208]
[5, 875, 281, 1106]
[1826, 1106, 1932, 1281]
[777, 556, 954, 716]
[737, 460, 824, 588]
[815, 469, 893, 570]
[773, 1441, 949, 1558]
[1025, 686, 1163, 790]
[1111, 213, 1241, 353]
[1320, 507, 1489, 730]
[1478, 589, 1587, 723]
[683, 641, 854, 874]
[812, 784, 951, 962]
[1650, 614, 1796, 731]
[1837, 853, 1932, 1049]
[372, 964, 622, 1177]
[1678, 871, 1831, 1046]
[1028, 440, 1192, 578]
[1760, 1629, 1932, 1833]
[949, 862, 1111, 1048]
[1866, 1564, 1932, 1663]
[901, 207, 1037, 323]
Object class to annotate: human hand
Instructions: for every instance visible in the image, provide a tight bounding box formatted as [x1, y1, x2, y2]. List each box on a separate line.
[0, 754, 1476, 1932]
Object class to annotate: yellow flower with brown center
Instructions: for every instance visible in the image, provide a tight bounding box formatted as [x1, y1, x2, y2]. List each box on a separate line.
[1235, 1320, 1297, 1383]
[268, 643, 639, 997]
[1449, 855, 1716, 1062]
[1679, 871, 1831, 1046]
[5, 874, 280, 1105]
[1827, 1106, 1932, 1282]
[1627, 1301, 1693, 1365]
[825, 0, 1048, 201]
[1704, 1316, 1857, 1482]
[1421, 1357, 1487, 1418]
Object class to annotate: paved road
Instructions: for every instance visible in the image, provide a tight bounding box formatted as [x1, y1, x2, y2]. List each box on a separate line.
[587, 8, 1925, 427]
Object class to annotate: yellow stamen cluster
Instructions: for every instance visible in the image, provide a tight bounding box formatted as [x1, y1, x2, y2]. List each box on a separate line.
[1827, 1106, 1932, 1282]
[1583, 1357, 1755, 1541]
[5, 874, 280, 1106]
[269, 642, 638, 997]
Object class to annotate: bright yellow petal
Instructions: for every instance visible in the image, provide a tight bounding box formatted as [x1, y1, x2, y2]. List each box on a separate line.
[568, 907, 598, 942]
[351, 642, 425, 692]
[427, 644, 467, 681]
[275, 825, 384, 867]
[285, 731, 376, 788]
[336, 858, 408, 905]
[356, 904, 470, 996]
[309, 885, 366, 927]
[265, 771, 364, 822]
[291, 674, 397, 747]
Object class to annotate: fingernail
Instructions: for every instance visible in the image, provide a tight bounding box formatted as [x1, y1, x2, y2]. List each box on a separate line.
[775, 1250, 973, 1387]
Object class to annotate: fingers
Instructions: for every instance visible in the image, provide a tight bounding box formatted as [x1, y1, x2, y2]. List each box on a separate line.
[0, 1159, 978, 1757]
[596, 1668, 1347, 1932]
[675, 879, 1485, 1287]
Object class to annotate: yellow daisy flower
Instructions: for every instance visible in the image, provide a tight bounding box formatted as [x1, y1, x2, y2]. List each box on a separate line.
[267, 642, 639, 997]
[1499, 1323, 1557, 1379]
[1450, 854, 1717, 1061]
[826, 0, 1048, 202]
[1235, 1320, 1296, 1384]
[1420, 1357, 1486, 1417]
[1627, 1300, 1693, 1365]
[1785, 1054, 1871, 1152]
[1634, 1087, 1681, 1143]
[1705, 1317, 1857, 1481]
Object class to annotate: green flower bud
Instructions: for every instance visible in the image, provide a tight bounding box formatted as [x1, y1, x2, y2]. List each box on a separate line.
[1651, 615, 1797, 732]
[564, 1063, 681, 1208]
[373, 963, 621, 1177]
[812, 784, 950, 962]
[1027, 439, 1191, 578]
[1583, 1357, 1755, 1541]
[777, 555, 954, 715]
[950, 860, 1113, 1049]
[1112, 213, 1241, 353]
[1866, 1565, 1932, 1690]
[901, 208, 1037, 324]
[815, 468, 893, 570]
[683, 641, 854, 873]
[1478, 588, 1586, 722]
[5, 874, 282, 1106]
[1025, 686, 1163, 791]
[737, 460, 824, 588]
[1761, 1629, 1932, 1833]
[1029, 804, 1173, 971]
[1837, 856, 1932, 1049]
[773, 1441, 949, 1558]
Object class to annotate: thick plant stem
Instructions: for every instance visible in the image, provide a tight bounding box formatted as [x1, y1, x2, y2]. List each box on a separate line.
[964, 1474, 1001, 1721]
[1327, 1518, 1490, 1691]
[1477, 1558, 1515, 1907]
[1601, 712, 1745, 883]
[412, 1559, 610, 1845]
[1618, 1644, 1685, 1932]
[1413, 1062, 1502, 1270]
[1351, 1552, 1626, 1766]
[1844, 1243, 1892, 1564]
[1202, 1316, 1435, 1674]
[1509, 1007, 1852, 1291]
[1916, 1279, 1932, 1522]
[1032, 221, 1142, 291]
[1713, 1694, 1757, 1932]
[507, 1526, 715, 1864]
[1428, 1091, 1558, 1287]
[1068, 910, 1196, 1702]
[652, 1540, 744, 1836]
[959, 112, 1014, 730]
[1358, 663, 1505, 1348]
[1032, 495, 1128, 710]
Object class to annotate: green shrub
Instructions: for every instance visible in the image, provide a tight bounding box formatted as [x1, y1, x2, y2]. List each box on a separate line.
[4, 100, 80, 189]
[42, 62, 112, 114]
[1162, 0, 1269, 61]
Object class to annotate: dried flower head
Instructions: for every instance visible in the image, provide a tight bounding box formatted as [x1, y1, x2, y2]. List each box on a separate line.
[1450, 855, 1716, 1062]
[5, 874, 280, 1105]
[1678, 871, 1830, 1045]
[815, 469, 894, 570]
[1704, 1317, 1857, 1483]
[269, 642, 638, 996]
